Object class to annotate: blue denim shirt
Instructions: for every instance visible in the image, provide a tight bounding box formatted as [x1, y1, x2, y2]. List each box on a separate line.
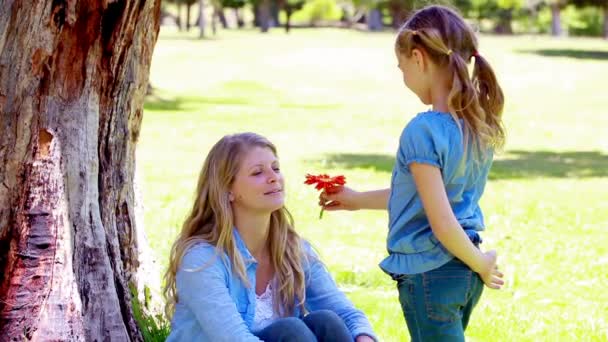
[167, 229, 377, 341]
[380, 111, 493, 276]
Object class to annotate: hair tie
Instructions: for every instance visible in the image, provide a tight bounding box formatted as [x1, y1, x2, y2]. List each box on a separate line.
[411, 30, 418, 36]
[472, 50, 480, 58]
[446, 49, 453, 56]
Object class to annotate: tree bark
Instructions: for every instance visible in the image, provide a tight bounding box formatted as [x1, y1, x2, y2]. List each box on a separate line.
[0, 0, 161, 340]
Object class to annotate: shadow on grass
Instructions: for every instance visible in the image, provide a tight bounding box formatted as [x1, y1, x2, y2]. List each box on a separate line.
[144, 95, 257, 112]
[516, 49, 608, 61]
[490, 150, 608, 179]
[144, 95, 341, 112]
[317, 151, 608, 179]
[144, 96, 185, 111]
[319, 153, 396, 173]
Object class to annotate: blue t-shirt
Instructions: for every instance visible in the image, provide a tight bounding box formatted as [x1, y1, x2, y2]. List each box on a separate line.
[379, 110, 493, 275]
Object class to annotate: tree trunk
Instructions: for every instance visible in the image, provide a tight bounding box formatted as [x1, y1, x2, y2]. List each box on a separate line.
[0, 0, 161, 340]
[367, 9, 383, 31]
[494, 9, 513, 34]
[218, 9, 228, 29]
[187, 3, 192, 31]
[604, 5, 608, 40]
[199, 0, 206, 38]
[259, 0, 272, 32]
[177, 2, 183, 30]
[550, 3, 563, 36]
[235, 8, 244, 28]
[285, 9, 292, 33]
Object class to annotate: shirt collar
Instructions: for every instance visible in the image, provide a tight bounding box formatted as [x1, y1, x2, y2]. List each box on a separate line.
[232, 227, 256, 264]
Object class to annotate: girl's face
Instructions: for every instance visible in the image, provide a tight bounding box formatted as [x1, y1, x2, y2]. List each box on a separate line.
[229, 146, 285, 214]
[396, 48, 432, 105]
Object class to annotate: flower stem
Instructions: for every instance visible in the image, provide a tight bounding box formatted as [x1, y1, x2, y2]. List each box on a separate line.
[319, 207, 325, 219]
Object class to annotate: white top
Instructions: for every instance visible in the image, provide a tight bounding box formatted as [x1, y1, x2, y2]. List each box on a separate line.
[251, 282, 279, 332]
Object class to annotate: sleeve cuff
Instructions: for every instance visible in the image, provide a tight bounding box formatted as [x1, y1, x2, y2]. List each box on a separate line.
[405, 157, 441, 169]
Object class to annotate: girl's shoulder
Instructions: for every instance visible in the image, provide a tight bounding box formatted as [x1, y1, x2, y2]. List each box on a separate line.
[402, 110, 459, 142]
[409, 110, 458, 129]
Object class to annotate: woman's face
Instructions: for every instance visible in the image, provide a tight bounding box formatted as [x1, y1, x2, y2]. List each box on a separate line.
[229, 146, 285, 213]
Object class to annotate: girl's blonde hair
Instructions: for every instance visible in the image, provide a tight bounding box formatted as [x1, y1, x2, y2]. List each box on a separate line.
[163, 132, 306, 318]
[395, 5, 505, 152]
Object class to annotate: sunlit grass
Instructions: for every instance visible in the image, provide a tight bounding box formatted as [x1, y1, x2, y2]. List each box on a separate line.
[140, 27, 608, 341]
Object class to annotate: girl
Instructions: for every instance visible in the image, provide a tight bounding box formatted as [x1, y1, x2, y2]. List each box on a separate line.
[320, 5, 505, 341]
[164, 132, 377, 342]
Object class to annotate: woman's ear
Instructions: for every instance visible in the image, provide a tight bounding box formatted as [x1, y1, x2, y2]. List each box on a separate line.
[228, 191, 235, 202]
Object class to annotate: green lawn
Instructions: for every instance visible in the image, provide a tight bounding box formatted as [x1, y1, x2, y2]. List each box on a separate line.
[140, 27, 608, 341]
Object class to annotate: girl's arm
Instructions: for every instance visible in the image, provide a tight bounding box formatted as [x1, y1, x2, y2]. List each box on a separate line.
[410, 162, 504, 289]
[320, 187, 390, 211]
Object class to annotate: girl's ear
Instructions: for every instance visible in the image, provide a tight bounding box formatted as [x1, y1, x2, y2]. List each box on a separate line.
[228, 191, 235, 202]
[411, 48, 427, 72]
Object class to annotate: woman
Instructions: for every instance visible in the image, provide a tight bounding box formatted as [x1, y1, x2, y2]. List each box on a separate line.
[164, 132, 377, 342]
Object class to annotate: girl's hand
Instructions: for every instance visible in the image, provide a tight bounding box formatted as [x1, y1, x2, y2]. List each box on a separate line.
[318, 186, 361, 211]
[476, 250, 504, 289]
[355, 335, 376, 342]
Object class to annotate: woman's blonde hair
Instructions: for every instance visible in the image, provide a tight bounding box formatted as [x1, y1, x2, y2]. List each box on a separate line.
[395, 5, 505, 153]
[163, 132, 306, 318]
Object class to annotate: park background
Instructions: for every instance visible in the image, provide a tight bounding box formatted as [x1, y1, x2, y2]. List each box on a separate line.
[140, 0, 608, 340]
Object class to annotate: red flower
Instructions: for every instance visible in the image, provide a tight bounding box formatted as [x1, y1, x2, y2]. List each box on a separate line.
[304, 174, 346, 191]
[304, 173, 346, 219]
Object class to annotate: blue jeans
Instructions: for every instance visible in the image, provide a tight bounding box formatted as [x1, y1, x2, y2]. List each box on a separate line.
[254, 309, 352, 342]
[394, 258, 484, 342]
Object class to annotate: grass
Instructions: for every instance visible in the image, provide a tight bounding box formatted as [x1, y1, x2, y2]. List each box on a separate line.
[140, 26, 608, 341]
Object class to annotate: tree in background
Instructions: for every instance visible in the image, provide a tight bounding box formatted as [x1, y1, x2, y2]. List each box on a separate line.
[222, 0, 248, 27]
[571, 0, 608, 38]
[279, 0, 307, 32]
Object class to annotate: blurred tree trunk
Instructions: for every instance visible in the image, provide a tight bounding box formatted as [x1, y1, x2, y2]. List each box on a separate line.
[259, 0, 272, 32]
[285, 8, 293, 33]
[388, 0, 412, 29]
[604, 4, 608, 39]
[199, 0, 206, 37]
[187, 2, 192, 30]
[0, 0, 161, 340]
[235, 8, 245, 28]
[218, 8, 228, 28]
[367, 9, 383, 31]
[550, 2, 563, 36]
[494, 9, 513, 34]
[177, 1, 183, 30]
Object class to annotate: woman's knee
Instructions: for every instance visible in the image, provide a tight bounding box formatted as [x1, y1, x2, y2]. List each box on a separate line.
[303, 309, 342, 327]
[257, 317, 316, 342]
[303, 310, 351, 341]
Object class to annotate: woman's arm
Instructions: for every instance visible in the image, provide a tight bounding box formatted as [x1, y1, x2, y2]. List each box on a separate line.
[303, 246, 378, 341]
[176, 245, 262, 341]
[410, 162, 504, 289]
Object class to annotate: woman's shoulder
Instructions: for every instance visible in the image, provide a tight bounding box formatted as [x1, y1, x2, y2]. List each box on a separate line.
[180, 241, 225, 270]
